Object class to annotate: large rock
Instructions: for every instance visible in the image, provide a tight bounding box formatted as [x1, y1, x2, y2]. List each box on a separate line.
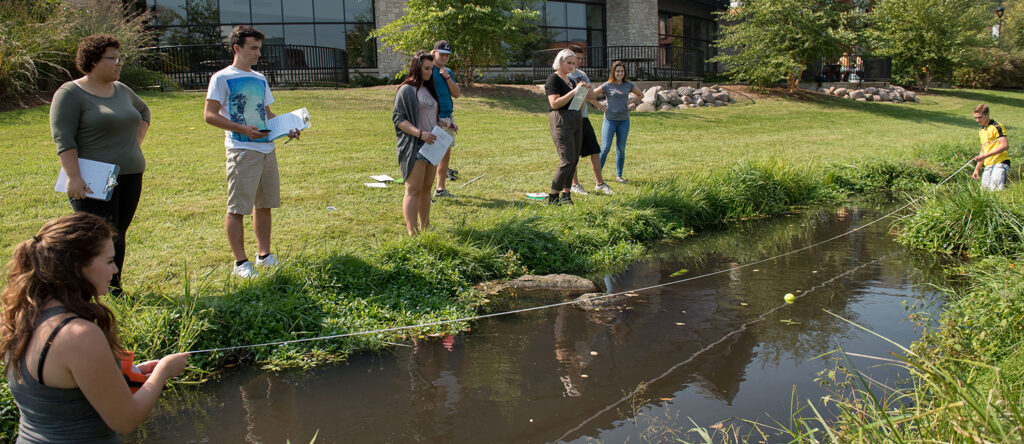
[833, 87, 848, 97]
[642, 86, 662, 104]
[681, 95, 694, 105]
[636, 102, 657, 112]
[668, 92, 683, 106]
[656, 90, 672, 104]
[676, 104, 688, 110]
[677, 86, 694, 97]
[864, 87, 878, 95]
[712, 92, 730, 102]
[575, 292, 637, 310]
[877, 90, 891, 101]
[477, 274, 599, 299]
[658, 103, 675, 111]
[849, 90, 866, 100]
[696, 98, 705, 107]
[904, 91, 918, 102]
[628, 102, 638, 111]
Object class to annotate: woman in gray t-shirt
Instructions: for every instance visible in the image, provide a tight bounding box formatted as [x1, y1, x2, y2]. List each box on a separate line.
[594, 61, 642, 182]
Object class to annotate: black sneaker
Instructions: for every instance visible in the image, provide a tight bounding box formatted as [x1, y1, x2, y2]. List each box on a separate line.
[546, 193, 561, 205]
[559, 192, 574, 205]
[433, 189, 456, 198]
[447, 169, 458, 181]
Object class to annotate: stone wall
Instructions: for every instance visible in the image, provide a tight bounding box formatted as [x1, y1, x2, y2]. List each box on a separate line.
[374, 0, 408, 79]
[606, 0, 659, 47]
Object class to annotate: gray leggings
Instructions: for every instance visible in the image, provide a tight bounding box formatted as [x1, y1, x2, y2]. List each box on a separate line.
[549, 109, 582, 193]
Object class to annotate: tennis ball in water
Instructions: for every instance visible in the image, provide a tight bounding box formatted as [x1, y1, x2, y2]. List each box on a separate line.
[784, 293, 796, 304]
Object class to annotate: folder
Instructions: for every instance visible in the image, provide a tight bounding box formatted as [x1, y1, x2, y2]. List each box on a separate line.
[55, 158, 119, 201]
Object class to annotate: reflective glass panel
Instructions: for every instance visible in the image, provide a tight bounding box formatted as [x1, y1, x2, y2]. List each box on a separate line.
[187, 0, 221, 26]
[314, 0, 344, 22]
[284, 0, 314, 22]
[567, 28, 586, 44]
[219, 0, 251, 23]
[587, 4, 603, 30]
[346, 23, 376, 67]
[251, 0, 283, 22]
[285, 25, 316, 45]
[545, 1, 566, 27]
[315, 24, 346, 49]
[154, 0, 186, 26]
[345, 0, 373, 22]
[566, 2, 585, 28]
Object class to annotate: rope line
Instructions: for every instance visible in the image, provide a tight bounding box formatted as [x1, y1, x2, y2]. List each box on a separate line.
[185, 160, 972, 355]
[554, 254, 891, 442]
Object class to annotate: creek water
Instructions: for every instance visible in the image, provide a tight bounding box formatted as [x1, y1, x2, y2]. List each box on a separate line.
[128, 203, 951, 443]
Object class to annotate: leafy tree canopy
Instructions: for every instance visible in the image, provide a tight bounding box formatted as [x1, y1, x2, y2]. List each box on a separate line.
[712, 0, 861, 92]
[369, 0, 540, 85]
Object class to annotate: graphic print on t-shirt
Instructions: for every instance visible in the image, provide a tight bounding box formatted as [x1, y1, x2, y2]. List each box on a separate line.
[226, 76, 269, 143]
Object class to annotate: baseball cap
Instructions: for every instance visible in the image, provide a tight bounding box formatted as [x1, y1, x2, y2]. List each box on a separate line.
[433, 40, 453, 54]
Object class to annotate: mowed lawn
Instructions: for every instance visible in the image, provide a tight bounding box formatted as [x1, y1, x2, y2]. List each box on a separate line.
[1, 85, 1021, 289]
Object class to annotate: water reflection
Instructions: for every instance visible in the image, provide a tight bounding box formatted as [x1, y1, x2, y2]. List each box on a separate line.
[128, 204, 949, 443]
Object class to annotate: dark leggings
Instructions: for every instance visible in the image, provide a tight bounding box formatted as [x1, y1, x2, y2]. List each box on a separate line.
[70, 173, 143, 293]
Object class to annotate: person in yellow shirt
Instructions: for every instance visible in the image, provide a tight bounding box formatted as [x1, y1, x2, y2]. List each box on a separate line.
[971, 104, 1010, 190]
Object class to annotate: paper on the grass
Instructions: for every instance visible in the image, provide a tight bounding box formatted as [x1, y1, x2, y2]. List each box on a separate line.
[569, 85, 590, 111]
[364, 182, 387, 188]
[526, 192, 548, 200]
[417, 125, 454, 165]
[371, 174, 395, 182]
[267, 108, 311, 141]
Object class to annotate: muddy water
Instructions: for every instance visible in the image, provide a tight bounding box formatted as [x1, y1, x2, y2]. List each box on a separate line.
[129, 204, 950, 443]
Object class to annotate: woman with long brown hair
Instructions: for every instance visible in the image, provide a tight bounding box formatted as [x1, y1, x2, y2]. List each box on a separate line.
[2, 212, 188, 442]
[594, 61, 643, 183]
[393, 51, 440, 235]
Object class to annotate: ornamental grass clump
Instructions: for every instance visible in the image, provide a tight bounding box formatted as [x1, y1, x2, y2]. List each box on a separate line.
[896, 185, 1024, 257]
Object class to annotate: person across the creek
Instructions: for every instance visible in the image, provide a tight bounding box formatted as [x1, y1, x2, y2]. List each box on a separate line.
[971, 104, 1010, 190]
[1, 212, 189, 442]
[430, 40, 462, 199]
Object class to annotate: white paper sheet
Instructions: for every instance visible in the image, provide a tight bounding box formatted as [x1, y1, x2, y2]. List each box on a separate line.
[568, 85, 590, 111]
[364, 182, 387, 188]
[417, 125, 454, 165]
[370, 174, 395, 182]
[55, 158, 119, 201]
[267, 108, 311, 141]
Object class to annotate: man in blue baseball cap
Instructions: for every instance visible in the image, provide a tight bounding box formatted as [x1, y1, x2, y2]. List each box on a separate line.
[431, 40, 462, 198]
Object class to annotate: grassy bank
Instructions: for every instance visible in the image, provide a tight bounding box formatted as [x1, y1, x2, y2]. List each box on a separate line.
[1, 86, 1022, 439]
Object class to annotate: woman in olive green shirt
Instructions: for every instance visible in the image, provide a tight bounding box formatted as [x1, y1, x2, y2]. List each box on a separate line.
[49, 34, 150, 295]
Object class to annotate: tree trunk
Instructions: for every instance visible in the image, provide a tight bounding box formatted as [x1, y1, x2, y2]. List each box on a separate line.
[787, 70, 802, 93]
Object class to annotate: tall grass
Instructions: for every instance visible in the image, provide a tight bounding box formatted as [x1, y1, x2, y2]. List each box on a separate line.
[895, 185, 1024, 256]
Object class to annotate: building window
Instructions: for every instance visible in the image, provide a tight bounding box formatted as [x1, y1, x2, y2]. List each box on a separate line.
[540, 1, 604, 49]
[146, 0, 376, 68]
[658, 12, 718, 74]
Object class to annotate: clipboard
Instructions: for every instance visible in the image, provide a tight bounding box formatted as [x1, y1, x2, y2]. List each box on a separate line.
[568, 85, 590, 111]
[266, 108, 312, 141]
[55, 158, 119, 201]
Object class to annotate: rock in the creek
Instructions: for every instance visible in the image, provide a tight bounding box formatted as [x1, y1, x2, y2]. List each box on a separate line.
[575, 292, 637, 310]
[636, 102, 657, 112]
[477, 274, 599, 300]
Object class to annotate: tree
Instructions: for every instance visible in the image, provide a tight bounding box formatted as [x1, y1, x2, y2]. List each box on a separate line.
[369, 0, 540, 86]
[711, 0, 860, 92]
[867, 0, 988, 90]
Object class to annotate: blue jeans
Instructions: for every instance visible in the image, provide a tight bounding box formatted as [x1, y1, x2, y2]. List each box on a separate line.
[600, 119, 630, 177]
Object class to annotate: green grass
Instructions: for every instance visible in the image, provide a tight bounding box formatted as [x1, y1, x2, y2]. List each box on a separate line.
[2, 86, 1024, 440]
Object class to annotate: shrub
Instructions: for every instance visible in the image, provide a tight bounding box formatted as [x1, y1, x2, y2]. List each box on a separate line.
[953, 47, 1024, 89]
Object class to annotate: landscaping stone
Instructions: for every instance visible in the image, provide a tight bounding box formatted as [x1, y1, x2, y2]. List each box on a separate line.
[636, 102, 657, 112]
[477, 273, 599, 300]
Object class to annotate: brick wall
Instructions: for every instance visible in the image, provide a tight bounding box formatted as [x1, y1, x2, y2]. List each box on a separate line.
[606, 0, 659, 47]
[374, 0, 408, 79]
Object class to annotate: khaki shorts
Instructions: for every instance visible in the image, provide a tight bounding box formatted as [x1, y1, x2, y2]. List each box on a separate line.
[439, 117, 457, 149]
[226, 148, 280, 214]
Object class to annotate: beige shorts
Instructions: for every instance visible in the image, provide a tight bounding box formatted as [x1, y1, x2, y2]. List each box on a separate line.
[226, 148, 280, 214]
[439, 117, 457, 149]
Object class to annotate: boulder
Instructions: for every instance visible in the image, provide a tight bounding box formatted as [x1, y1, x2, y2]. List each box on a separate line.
[701, 92, 714, 102]
[628, 102, 638, 111]
[677, 86, 694, 97]
[826, 86, 836, 95]
[849, 90, 866, 100]
[696, 98, 705, 107]
[668, 92, 684, 106]
[904, 91, 918, 102]
[681, 95, 694, 105]
[656, 90, 672, 104]
[877, 90, 891, 101]
[575, 292, 637, 310]
[710, 84, 722, 91]
[636, 102, 657, 112]
[856, 98, 867, 101]
[833, 87, 848, 97]
[864, 87, 878, 95]
[658, 103, 675, 111]
[642, 86, 662, 104]
[477, 274, 599, 299]
[677, 104, 688, 110]
[728, 96, 736, 103]
[865, 94, 873, 101]
[712, 92, 730, 102]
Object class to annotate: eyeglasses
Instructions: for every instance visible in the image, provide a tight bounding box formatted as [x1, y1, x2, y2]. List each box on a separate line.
[101, 56, 122, 64]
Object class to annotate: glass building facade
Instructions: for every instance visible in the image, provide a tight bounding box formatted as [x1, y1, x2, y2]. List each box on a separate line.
[144, 0, 376, 67]
[658, 12, 718, 73]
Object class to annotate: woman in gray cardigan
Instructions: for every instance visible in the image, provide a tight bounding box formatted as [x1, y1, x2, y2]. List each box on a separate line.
[393, 52, 440, 236]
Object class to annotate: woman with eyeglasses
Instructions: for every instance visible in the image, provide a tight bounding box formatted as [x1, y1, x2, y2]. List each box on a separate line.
[49, 34, 150, 296]
[393, 51, 440, 235]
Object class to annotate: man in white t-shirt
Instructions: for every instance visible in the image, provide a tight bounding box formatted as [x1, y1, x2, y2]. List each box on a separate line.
[204, 25, 299, 278]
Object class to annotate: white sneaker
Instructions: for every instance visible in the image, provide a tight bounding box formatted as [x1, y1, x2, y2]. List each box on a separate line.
[233, 261, 258, 278]
[570, 184, 589, 195]
[255, 253, 277, 268]
[595, 183, 615, 195]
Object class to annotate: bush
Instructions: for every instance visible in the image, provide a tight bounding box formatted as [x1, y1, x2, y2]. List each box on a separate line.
[895, 185, 1024, 256]
[118, 65, 179, 91]
[954, 47, 1024, 89]
[0, 0, 155, 106]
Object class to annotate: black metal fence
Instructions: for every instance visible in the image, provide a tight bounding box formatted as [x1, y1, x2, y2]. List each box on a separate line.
[532, 46, 705, 82]
[146, 44, 349, 89]
[801, 56, 891, 83]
